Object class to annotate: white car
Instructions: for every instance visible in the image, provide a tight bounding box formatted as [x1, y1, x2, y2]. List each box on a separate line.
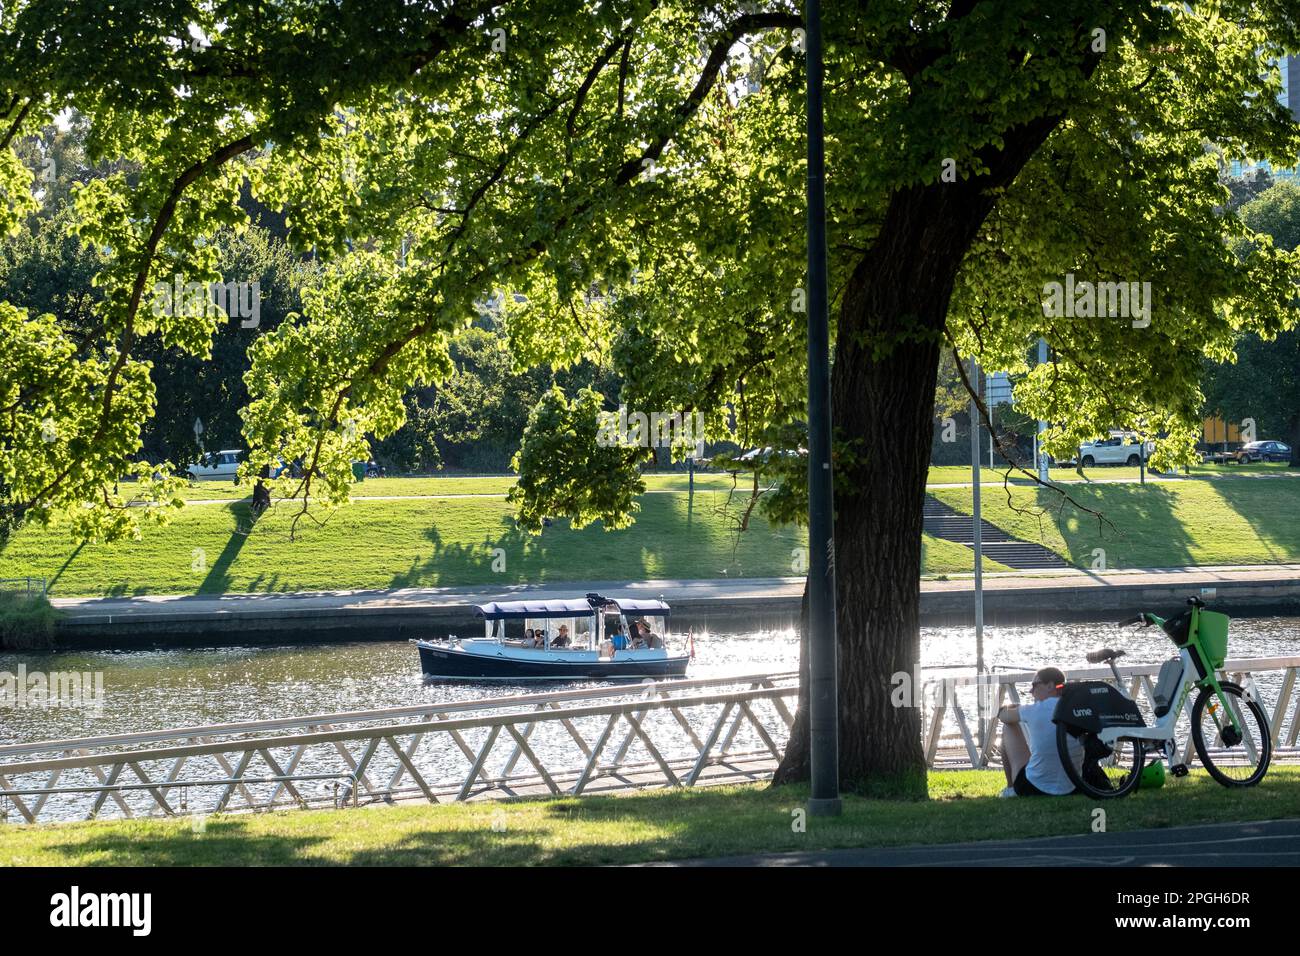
[1076, 434, 1153, 468]
[183, 449, 242, 481]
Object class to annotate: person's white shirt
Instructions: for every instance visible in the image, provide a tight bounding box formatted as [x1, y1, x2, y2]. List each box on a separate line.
[1018, 698, 1083, 795]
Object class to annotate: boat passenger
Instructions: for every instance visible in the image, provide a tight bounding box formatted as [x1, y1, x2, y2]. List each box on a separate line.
[553, 624, 571, 648]
[609, 626, 629, 651]
[636, 620, 663, 649]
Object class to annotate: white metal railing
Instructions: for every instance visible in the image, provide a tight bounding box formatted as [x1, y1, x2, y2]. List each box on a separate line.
[6, 657, 1296, 825]
[922, 656, 1300, 769]
[0, 672, 797, 824]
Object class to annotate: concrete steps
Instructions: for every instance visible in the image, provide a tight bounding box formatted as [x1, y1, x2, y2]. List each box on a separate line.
[923, 496, 1072, 570]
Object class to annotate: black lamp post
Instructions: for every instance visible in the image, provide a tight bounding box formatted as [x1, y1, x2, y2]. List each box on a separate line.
[805, 0, 841, 817]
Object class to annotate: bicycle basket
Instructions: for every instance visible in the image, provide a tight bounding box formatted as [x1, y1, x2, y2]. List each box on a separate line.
[1161, 609, 1192, 645]
[1196, 610, 1229, 670]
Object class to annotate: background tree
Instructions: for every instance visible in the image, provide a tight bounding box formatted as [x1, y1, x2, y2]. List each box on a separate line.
[137, 225, 307, 466]
[1203, 181, 1300, 465]
[378, 323, 618, 474]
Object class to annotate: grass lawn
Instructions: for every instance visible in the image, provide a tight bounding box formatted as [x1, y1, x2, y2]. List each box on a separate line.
[12, 467, 1296, 597]
[154, 472, 745, 501]
[929, 478, 1300, 570]
[926, 461, 1296, 485]
[3, 768, 1298, 866]
[0, 490, 988, 596]
[135, 464, 1298, 502]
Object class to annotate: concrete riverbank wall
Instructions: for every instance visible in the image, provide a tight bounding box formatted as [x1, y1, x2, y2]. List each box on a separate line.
[37, 568, 1300, 649]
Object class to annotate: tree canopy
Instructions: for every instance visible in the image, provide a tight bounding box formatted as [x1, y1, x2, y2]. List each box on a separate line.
[2, 1, 1296, 537]
[2, 0, 1300, 789]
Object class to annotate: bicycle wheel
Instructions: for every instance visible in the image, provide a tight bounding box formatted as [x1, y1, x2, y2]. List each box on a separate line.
[1191, 682, 1271, 787]
[1056, 723, 1144, 799]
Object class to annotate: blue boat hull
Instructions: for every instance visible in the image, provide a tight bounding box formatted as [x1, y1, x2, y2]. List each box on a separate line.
[417, 641, 690, 682]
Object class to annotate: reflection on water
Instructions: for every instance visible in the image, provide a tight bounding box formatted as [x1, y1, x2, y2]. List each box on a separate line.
[1, 617, 1297, 745]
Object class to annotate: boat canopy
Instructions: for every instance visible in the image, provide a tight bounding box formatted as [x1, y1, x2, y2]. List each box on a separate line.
[474, 599, 595, 620]
[609, 598, 671, 617]
[472, 596, 672, 620]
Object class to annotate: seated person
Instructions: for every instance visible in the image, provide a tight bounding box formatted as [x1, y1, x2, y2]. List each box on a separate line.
[996, 666, 1082, 797]
[552, 624, 571, 648]
[608, 626, 629, 652]
[519, 628, 534, 647]
[636, 620, 663, 649]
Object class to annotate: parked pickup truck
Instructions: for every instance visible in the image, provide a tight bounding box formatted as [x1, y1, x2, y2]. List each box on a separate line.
[1074, 434, 1153, 468]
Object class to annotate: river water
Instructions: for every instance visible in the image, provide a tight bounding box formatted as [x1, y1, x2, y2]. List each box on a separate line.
[3, 616, 1298, 745]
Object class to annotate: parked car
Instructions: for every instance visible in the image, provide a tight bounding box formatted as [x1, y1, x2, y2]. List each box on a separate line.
[1236, 440, 1292, 464]
[183, 450, 289, 481]
[1074, 433, 1153, 468]
[183, 449, 242, 481]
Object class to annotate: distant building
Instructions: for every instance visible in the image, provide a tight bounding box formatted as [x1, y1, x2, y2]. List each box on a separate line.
[1229, 54, 1299, 181]
[1285, 55, 1300, 124]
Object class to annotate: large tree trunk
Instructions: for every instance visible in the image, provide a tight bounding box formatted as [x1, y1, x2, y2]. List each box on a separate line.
[774, 117, 1062, 792]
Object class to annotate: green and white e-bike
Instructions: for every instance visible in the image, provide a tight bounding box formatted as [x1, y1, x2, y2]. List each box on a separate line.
[1052, 596, 1271, 799]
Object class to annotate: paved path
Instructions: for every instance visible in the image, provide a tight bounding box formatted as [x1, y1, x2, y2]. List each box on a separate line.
[48, 565, 1300, 620]
[49, 576, 805, 620]
[158, 468, 1300, 505]
[650, 819, 1300, 867]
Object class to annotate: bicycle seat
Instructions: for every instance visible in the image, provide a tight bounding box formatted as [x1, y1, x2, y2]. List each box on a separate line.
[1086, 648, 1125, 664]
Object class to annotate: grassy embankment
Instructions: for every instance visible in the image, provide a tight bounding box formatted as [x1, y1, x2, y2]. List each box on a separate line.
[5, 469, 1298, 598]
[3, 768, 1299, 866]
[139, 461, 1300, 498]
[0, 488, 999, 597]
[0, 591, 57, 650]
[929, 477, 1300, 572]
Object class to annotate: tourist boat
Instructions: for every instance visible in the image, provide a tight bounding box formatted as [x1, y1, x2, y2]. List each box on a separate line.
[416, 593, 691, 681]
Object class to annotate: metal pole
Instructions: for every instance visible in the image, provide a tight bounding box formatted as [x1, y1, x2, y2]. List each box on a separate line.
[969, 359, 986, 749]
[805, 0, 840, 817]
[1036, 339, 1049, 482]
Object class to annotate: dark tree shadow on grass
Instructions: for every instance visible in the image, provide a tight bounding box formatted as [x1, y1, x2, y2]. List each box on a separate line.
[198, 503, 268, 595]
[33, 771, 1297, 867]
[386, 494, 794, 591]
[1027, 482, 1196, 571]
